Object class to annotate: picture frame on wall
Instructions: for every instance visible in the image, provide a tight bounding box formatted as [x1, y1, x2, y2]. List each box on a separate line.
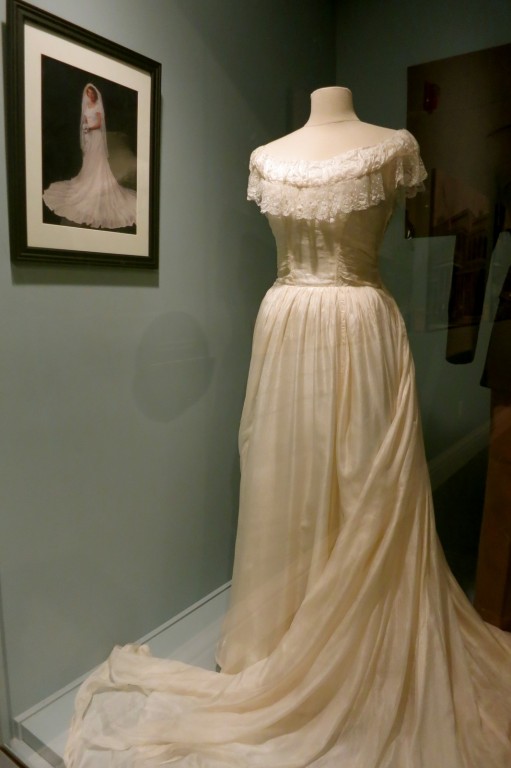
[6, 0, 161, 269]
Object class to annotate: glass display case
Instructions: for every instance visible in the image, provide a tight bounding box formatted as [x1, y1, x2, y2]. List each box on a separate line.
[1, 0, 510, 765]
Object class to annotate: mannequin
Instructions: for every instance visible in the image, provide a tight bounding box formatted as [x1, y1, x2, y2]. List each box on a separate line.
[63, 87, 511, 768]
[217, 87, 416, 673]
[262, 86, 396, 160]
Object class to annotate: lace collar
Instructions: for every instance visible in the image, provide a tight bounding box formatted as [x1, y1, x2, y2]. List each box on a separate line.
[247, 129, 427, 221]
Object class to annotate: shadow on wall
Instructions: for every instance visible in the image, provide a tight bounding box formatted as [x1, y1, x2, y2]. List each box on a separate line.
[133, 311, 215, 422]
[174, 0, 336, 136]
[10, 262, 159, 288]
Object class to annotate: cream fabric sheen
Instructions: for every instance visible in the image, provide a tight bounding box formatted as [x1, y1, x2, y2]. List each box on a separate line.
[65, 131, 511, 768]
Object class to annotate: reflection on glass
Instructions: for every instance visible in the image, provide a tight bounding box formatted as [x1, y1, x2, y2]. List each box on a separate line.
[407, 42, 511, 629]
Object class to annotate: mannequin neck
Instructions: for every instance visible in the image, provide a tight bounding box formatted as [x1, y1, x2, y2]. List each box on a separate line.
[305, 86, 359, 127]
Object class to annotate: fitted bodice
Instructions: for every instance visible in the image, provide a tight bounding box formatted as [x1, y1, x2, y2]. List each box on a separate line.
[247, 129, 426, 288]
[84, 104, 100, 126]
[267, 205, 392, 287]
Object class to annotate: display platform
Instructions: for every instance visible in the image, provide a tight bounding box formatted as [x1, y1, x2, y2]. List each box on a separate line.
[11, 585, 231, 768]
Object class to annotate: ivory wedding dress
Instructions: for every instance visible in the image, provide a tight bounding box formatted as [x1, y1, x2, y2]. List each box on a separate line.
[65, 129, 511, 768]
[43, 84, 136, 230]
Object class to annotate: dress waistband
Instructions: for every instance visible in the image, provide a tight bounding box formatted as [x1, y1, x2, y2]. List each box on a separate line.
[274, 276, 383, 289]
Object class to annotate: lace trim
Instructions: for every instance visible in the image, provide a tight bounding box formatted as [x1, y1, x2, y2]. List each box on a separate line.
[247, 129, 427, 221]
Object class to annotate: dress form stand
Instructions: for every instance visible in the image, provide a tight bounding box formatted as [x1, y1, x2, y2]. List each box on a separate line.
[474, 248, 511, 630]
[474, 390, 511, 630]
[474, 389, 511, 631]
[263, 86, 396, 161]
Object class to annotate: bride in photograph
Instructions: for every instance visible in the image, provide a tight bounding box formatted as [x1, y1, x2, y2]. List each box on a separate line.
[43, 83, 137, 231]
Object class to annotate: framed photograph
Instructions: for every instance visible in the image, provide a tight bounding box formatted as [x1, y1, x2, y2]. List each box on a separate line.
[6, 0, 161, 268]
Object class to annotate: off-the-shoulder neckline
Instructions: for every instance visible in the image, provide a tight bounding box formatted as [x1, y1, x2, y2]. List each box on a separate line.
[250, 128, 415, 168]
[247, 129, 426, 219]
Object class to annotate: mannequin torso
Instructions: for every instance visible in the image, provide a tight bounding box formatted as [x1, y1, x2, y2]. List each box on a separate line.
[262, 86, 397, 161]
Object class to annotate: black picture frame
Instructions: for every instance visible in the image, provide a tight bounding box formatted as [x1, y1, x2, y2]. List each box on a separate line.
[6, 0, 161, 269]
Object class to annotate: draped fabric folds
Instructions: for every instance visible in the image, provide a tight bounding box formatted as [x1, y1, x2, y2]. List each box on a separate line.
[65, 131, 511, 768]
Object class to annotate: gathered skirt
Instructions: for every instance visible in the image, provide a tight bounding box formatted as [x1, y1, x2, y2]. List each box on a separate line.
[65, 283, 511, 768]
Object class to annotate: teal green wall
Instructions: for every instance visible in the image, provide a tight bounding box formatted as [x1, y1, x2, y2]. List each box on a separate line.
[0, 0, 335, 715]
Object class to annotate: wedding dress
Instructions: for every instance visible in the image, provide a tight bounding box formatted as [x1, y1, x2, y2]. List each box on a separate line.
[43, 84, 136, 230]
[65, 129, 511, 768]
